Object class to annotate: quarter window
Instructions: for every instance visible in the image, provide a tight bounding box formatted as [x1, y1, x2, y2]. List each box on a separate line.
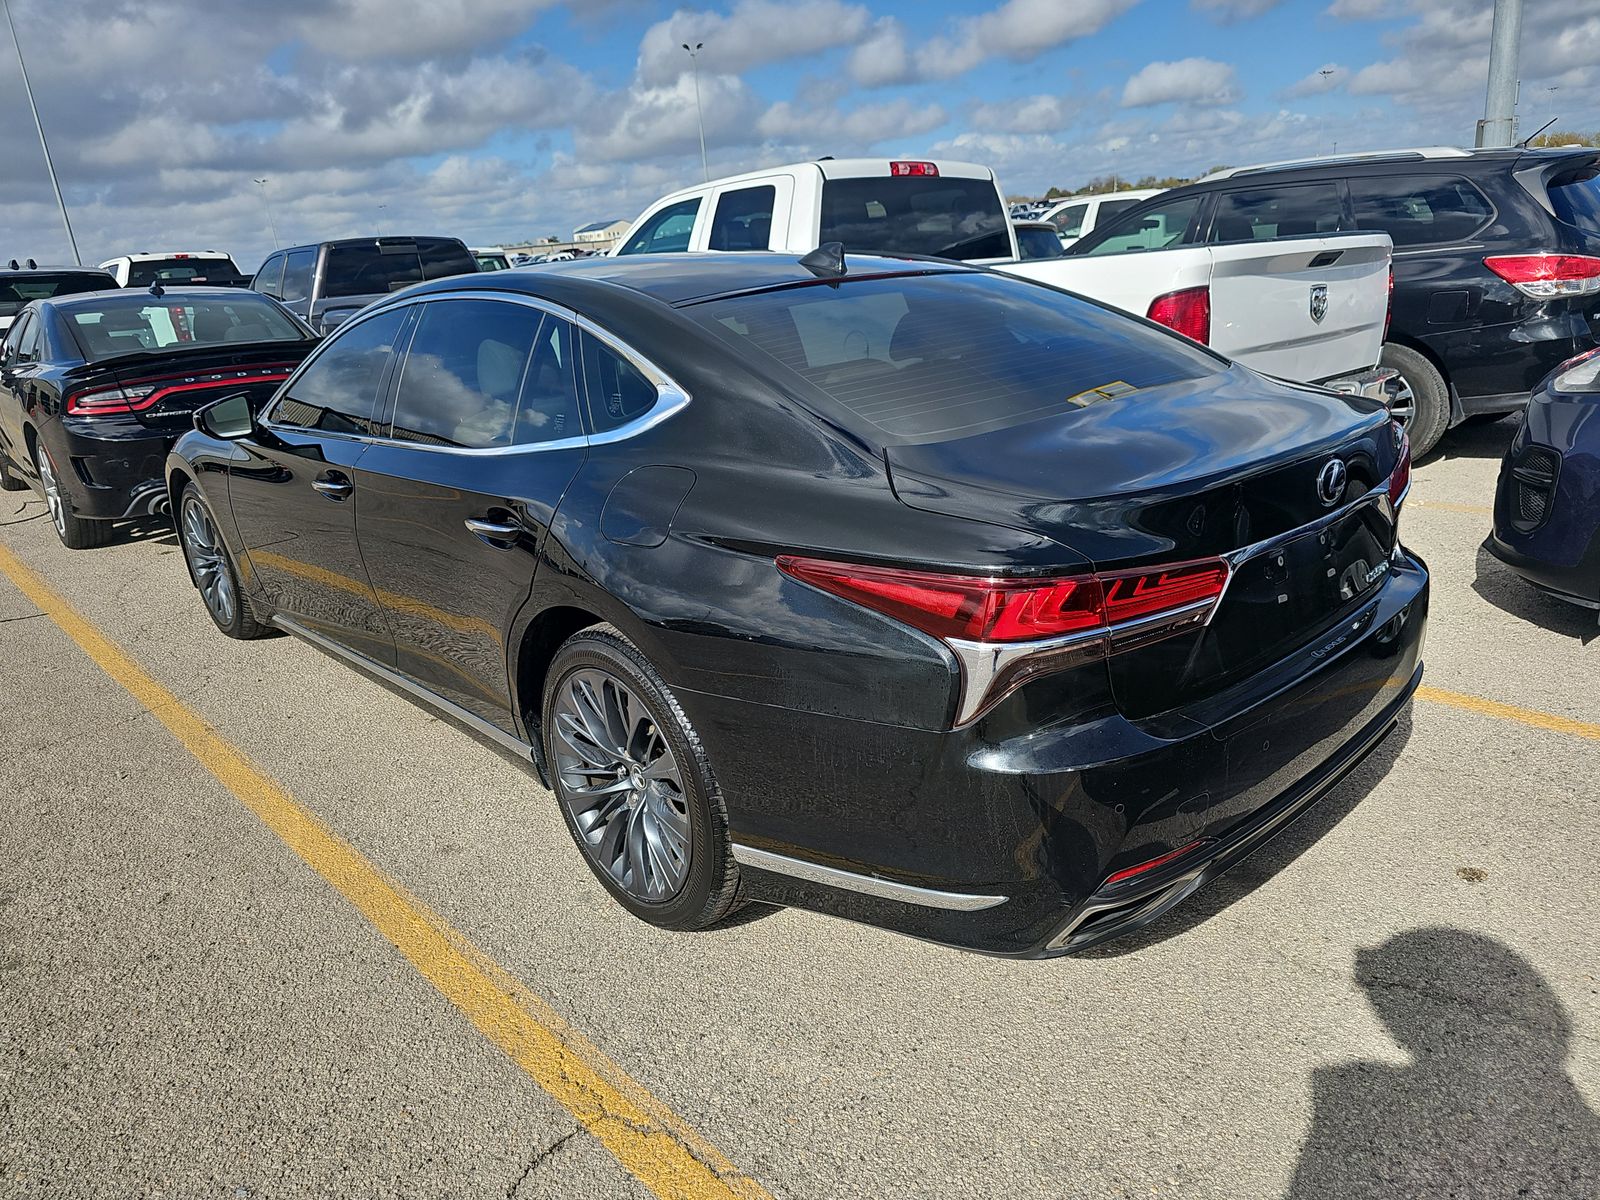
[1349, 174, 1494, 246]
[708, 185, 777, 251]
[1080, 196, 1203, 255]
[580, 332, 659, 434]
[1208, 183, 1345, 242]
[270, 307, 408, 436]
[617, 199, 701, 255]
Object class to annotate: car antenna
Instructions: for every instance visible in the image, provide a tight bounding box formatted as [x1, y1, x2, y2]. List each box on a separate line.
[149, 280, 165, 298]
[1518, 116, 1559, 148]
[800, 241, 847, 279]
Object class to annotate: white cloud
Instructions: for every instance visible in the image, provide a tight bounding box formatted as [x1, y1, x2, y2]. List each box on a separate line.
[917, 0, 1140, 80]
[1324, 0, 1390, 19]
[293, 0, 564, 60]
[577, 73, 765, 163]
[969, 94, 1079, 134]
[847, 17, 914, 86]
[1284, 64, 1347, 98]
[757, 98, 948, 144]
[635, 0, 873, 87]
[1122, 58, 1241, 107]
[1192, 0, 1281, 22]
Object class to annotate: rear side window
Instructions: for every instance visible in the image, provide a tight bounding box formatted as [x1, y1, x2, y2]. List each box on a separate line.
[690, 271, 1220, 444]
[0, 272, 108, 319]
[1079, 196, 1202, 255]
[580, 333, 659, 434]
[1209, 183, 1344, 242]
[280, 249, 316, 302]
[618, 199, 701, 255]
[1548, 166, 1600, 237]
[1050, 203, 1088, 237]
[709, 185, 777, 251]
[1349, 174, 1493, 246]
[271, 307, 408, 436]
[819, 176, 1011, 260]
[320, 240, 473, 299]
[389, 300, 579, 449]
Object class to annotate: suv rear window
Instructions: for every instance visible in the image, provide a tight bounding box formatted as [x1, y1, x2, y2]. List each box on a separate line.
[320, 239, 476, 298]
[1549, 165, 1600, 237]
[690, 271, 1219, 444]
[820, 176, 1012, 261]
[0, 272, 109, 318]
[127, 257, 243, 287]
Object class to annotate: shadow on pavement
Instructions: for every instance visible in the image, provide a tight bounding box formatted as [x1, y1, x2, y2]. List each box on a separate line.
[1472, 543, 1598, 644]
[117, 515, 178, 547]
[1428, 413, 1518, 464]
[1283, 928, 1600, 1199]
[1078, 710, 1414, 959]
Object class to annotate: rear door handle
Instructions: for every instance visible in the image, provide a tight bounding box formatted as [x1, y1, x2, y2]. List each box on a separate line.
[311, 472, 352, 501]
[464, 515, 521, 544]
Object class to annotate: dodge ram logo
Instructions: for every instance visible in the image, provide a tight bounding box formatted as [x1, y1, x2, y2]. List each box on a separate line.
[1309, 284, 1329, 324]
[1316, 458, 1348, 506]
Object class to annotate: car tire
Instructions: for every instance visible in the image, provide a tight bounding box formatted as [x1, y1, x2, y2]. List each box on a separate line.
[542, 627, 742, 932]
[177, 483, 269, 639]
[1380, 343, 1450, 459]
[33, 442, 113, 549]
[0, 453, 26, 492]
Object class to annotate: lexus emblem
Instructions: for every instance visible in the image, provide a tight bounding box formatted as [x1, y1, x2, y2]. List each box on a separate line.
[1309, 283, 1329, 324]
[1316, 458, 1348, 507]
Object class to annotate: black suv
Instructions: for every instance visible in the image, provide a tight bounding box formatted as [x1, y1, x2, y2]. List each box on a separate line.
[251, 236, 478, 334]
[1, 261, 115, 338]
[1070, 147, 1600, 455]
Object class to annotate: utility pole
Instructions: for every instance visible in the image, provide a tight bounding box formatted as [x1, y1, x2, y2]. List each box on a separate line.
[253, 178, 280, 249]
[1476, 0, 1522, 148]
[2, 0, 82, 264]
[682, 41, 709, 183]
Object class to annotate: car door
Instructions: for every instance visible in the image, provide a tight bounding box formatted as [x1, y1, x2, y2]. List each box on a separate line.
[615, 197, 703, 256]
[703, 178, 793, 251]
[0, 312, 39, 469]
[227, 304, 412, 664]
[351, 295, 588, 731]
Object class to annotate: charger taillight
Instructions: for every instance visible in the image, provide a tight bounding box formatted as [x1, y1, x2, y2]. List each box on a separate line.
[64, 368, 293, 417]
[1146, 286, 1211, 344]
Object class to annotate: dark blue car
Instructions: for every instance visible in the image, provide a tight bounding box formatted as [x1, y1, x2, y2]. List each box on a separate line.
[1489, 347, 1600, 615]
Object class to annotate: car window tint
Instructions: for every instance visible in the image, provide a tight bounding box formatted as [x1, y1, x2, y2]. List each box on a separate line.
[1050, 203, 1088, 237]
[66, 296, 306, 361]
[1015, 225, 1066, 260]
[417, 239, 478, 281]
[617, 199, 701, 255]
[1549, 165, 1600, 236]
[253, 255, 285, 298]
[126, 257, 240, 287]
[271, 307, 407, 436]
[2, 313, 30, 361]
[691, 270, 1220, 444]
[0, 273, 109, 319]
[819, 176, 1012, 260]
[708, 185, 777, 251]
[280, 249, 316, 302]
[1096, 198, 1142, 225]
[1209, 183, 1344, 242]
[10, 314, 40, 363]
[1080, 196, 1202, 255]
[1349, 174, 1495, 246]
[580, 332, 659, 433]
[389, 299, 576, 449]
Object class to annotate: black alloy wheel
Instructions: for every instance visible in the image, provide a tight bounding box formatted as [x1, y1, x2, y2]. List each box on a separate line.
[178, 485, 267, 639]
[34, 441, 112, 549]
[542, 628, 741, 930]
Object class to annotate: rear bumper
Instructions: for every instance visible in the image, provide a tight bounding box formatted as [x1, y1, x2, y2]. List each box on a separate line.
[695, 550, 1429, 957]
[1323, 366, 1397, 401]
[38, 417, 176, 521]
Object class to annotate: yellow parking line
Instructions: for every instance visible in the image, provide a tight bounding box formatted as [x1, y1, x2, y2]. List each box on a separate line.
[1410, 499, 1493, 515]
[1417, 685, 1600, 742]
[0, 544, 771, 1200]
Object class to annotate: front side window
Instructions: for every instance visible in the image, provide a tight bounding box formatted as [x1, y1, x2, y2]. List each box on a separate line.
[1050, 203, 1088, 237]
[1095, 198, 1142, 226]
[1079, 196, 1203, 255]
[1349, 174, 1494, 247]
[388, 299, 579, 449]
[819, 175, 1011, 260]
[253, 255, 285, 298]
[617, 199, 702, 255]
[708, 185, 777, 251]
[65, 295, 307, 361]
[280, 250, 316, 303]
[269, 307, 408, 436]
[580, 332, 659, 434]
[1208, 183, 1344, 242]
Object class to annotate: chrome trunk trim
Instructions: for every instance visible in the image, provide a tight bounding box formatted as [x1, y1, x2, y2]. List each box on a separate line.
[730, 844, 1008, 911]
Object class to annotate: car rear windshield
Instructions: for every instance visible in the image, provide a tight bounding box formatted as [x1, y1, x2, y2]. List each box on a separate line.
[64, 295, 307, 361]
[689, 271, 1221, 444]
[819, 176, 1013, 261]
[1548, 165, 1600, 237]
[320, 239, 477, 298]
[0, 273, 109, 318]
[126, 257, 243, 287]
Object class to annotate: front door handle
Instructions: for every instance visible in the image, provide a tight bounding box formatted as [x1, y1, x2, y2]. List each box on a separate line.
[311, 472, 352, 501]
[464, 515, 521, 544]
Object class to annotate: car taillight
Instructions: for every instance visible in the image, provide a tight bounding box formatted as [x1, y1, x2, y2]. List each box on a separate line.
[889, 161, 939, 177]
[65, 368, 292, 416]
[776, 554, 1229, 723]
[65, 385, 155, 415]
[1387, 424, 1411, 509]
[1103, 838, 1217, 887]
[1483, 253, 1600, 298]
[1384, 266, 1394, 339]
[1146, 286, 1211, 344]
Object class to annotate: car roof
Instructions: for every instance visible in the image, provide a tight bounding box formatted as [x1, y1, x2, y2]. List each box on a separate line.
[391, 251, 975, 308]
[103, 251, 235, 261]
[276, 235, 467, 253]
[1186, 144, 1598, 187]
[42, 285, 279, 311]
[0, 266, 112, 277]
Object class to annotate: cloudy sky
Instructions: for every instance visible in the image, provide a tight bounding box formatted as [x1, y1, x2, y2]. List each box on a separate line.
[1, 0, 1595, 272]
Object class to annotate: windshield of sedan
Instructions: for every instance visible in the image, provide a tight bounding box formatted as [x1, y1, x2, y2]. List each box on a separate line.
[690, 271, 1222, 444]
[0, 272, 110, 318]
[64, 295, 309, 361]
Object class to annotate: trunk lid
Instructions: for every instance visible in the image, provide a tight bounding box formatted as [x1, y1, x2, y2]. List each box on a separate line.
[81, 342, 313, 431]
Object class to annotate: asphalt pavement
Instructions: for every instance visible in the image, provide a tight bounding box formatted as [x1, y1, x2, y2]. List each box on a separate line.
[0, 415, 1596, 1199]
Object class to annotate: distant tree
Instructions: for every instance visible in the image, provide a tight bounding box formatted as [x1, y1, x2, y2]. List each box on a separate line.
[1530, 129, 1600, 148]
[1045, 186, 1066, 199]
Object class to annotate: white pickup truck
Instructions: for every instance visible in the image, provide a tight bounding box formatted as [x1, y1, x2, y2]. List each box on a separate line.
[612, 158, 1393, 395]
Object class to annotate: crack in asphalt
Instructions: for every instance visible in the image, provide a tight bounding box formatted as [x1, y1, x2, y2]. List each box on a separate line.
[507, 1128, 580, 1199]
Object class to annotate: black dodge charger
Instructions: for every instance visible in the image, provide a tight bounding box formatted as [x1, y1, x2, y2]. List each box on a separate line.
[165, 253, 1428, 956]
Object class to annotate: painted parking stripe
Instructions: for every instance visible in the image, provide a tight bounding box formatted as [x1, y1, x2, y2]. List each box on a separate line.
[1416, 684, 1600, 743]
[0, 544, 771, 1200]
[1409, 499, 1494, 516]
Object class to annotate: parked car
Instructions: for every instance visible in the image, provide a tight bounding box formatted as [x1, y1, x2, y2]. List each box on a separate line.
[1073, 147, 1600, 455]
[1041, 188, 1165, 249]
[99, 251, 248, 288]
[1487, 347, 1600, 614]
[250, 236, 478, 333]
[0, 261, 115, 336]
[473, 247, 513, 271]
[615, 158, 1394, 396]
[1013, 220, 1067, 260]
[166, 252, 1426, 956]
[0, 287, 317, 548]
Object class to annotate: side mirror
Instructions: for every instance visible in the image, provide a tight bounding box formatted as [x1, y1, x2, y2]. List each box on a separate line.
[0, 344, 12, 368]
[194, 391, 255, 440]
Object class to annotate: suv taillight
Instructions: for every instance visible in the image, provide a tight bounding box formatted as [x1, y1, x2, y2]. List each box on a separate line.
[1483, 253, 1600, 298]
[1146, 286, 1211, 344]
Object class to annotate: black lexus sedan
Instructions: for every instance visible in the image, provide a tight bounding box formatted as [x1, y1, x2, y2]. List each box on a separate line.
[165, 254, 1428, 956]
[0, 287, 317, 548]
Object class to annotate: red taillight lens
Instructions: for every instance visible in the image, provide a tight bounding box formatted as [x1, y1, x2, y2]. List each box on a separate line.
[65, 385, 154, 415]
[1103, 838, 1216, 887]
[1146, 286, 1211, 344]
[1100, 561, 1230, 625]
[1483, 253, 1600, 298]
[889, 160, 939, 177]
[64, 368, 293, 417]
[1387, 426, 1412, 508]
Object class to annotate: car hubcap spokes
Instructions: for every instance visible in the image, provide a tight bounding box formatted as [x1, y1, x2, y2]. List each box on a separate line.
[37, 451, 65, 535]
[553, 668, 691, 902]
[181, 497, 235, 626]
[1386, 376, 1416, 428]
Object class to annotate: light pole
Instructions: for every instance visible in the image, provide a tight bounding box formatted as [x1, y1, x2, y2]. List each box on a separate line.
[1319, 69, 1337, 153]
[2, 0, 81, 264]
[377, 204, 387, 236]
[682, 41, 709, 182]
[252, 178, 280, 249]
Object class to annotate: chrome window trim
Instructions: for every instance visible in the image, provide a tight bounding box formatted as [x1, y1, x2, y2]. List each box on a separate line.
[729, 844, 1008, 911]
[258, 289, 690, 455]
